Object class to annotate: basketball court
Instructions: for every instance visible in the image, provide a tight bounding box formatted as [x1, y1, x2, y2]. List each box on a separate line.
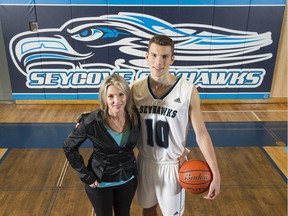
[0, 103, 286, 216]
[0, 0, 286, 215]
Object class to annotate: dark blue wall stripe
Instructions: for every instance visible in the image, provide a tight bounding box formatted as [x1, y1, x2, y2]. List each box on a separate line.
[0, 0, 286, 5]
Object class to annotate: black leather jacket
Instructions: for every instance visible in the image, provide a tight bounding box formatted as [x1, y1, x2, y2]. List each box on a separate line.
[63, 110, 140, 185]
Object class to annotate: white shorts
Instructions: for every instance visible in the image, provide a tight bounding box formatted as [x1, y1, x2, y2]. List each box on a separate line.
[137, 155, 185, 216]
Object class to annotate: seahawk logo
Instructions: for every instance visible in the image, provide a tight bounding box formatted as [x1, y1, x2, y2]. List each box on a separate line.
[9, 12, 271, 88]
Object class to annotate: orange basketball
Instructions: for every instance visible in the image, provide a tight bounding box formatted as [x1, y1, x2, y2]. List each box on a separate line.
[179, 159, 212, 194]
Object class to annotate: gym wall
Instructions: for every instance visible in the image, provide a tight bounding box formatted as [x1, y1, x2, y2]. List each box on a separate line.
[0, 0, 286, 101]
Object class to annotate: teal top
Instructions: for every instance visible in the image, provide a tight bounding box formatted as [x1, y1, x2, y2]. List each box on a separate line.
[106, 125, 131, 147]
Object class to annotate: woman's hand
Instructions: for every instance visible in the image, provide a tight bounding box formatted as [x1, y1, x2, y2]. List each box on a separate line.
[89, 181, 99, 188]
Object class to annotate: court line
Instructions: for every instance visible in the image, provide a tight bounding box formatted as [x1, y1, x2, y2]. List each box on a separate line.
[57, 159, 69, 187]
[202, 110, 287, 113]
[0, 148, 10, 164]
[260, 147, 288, 183]
[262, 124, 282, 142]
[0, 148, 8, 160]
[251, 111, 262, 121]
[91, 208, 95, 216]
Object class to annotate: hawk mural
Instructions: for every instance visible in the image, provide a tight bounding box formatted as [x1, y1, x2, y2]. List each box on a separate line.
[10, 12, 272, 76]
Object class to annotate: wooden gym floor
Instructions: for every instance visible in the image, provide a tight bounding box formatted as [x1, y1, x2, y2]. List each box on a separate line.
[0, 102, 287, 216]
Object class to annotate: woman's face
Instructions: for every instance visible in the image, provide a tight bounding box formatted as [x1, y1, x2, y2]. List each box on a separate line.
[106, 84, 127, 116]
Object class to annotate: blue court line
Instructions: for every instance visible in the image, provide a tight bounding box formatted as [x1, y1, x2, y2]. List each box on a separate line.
[0, 148, 11, 164]
[0, 123, 88, 149]
[0, 122, 286, 149]
[0, 121, 286, 181]
[187, 122, 287, 147]
[260, 147, 288, 183]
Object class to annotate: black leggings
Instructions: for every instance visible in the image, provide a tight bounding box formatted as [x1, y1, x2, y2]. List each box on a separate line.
[85, 177, 137, 216]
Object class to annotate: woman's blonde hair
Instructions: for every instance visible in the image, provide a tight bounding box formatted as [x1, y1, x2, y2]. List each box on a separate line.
[99, 74, 138, 125]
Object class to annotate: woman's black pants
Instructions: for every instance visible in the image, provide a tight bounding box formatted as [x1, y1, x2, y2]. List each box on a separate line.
[85, 177, 137, 216]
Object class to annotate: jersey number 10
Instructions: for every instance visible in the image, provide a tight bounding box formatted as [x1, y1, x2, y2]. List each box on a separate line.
[145, 119, 170, 148]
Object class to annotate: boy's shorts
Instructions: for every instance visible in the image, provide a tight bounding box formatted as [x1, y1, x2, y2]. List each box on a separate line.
[137, 155, 185, 216]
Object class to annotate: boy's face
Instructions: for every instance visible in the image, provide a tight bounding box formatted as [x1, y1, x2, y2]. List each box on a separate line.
[145, 42, 175, 78]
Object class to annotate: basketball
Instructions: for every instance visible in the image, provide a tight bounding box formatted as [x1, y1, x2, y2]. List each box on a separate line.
[179, 159, 212, 194]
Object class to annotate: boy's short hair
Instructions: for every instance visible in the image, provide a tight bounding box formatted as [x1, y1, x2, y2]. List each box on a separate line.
[148, 35, 174, 55]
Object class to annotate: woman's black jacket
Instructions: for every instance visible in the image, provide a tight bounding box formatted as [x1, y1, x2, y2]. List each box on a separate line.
[63, 110, 140, 185]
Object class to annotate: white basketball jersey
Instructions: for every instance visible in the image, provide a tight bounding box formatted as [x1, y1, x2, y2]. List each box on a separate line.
[133, 76, 194, 161]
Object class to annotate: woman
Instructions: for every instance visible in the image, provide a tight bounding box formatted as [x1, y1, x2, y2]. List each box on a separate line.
[63, 74, 140, 216]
